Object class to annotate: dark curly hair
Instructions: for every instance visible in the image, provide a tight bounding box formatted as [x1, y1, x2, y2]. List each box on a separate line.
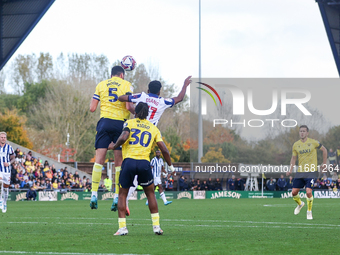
[135, 102, 149, 120]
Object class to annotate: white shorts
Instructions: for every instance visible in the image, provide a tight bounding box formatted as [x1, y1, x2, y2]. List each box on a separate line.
[154, 176, 162, 186]
[0, 173, 10, 185]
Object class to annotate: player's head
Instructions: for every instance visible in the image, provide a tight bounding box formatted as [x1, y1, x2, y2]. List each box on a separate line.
[148, 81, 162, 95]
[299, 125, 309, 140]
[155, 150, 161, 158]
[111, 66, 125, 79]
[0, 131, 7, 145]
[135, 102, 149, 120]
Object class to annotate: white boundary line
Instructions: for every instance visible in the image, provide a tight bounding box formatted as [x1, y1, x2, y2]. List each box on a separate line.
[8, 217, 340, 227]
[0, 252, 149, 255]
[2, 221, 340, 229]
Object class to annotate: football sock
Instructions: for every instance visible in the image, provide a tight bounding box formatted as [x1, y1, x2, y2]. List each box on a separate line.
[0, 184, 3, 202]
[91, 163, 103, 195]
[3, 188, 8, 205]
[160, 192, 167, 203]
[115, 166, 121, 195]
[126, 186, 137, 205]
[151, 213, 160, 227]
[306, 196, 314, 211]
[118, 218, 126, 229]
[293, 194, 302, 206]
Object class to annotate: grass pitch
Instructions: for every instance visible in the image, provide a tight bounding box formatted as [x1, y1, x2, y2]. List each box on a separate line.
[0, 198, 339, 255]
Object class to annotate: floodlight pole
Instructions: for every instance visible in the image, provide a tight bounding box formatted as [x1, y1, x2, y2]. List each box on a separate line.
[198, 0, 203, 163]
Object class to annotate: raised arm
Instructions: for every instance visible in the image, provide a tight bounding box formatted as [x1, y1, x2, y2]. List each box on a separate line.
[171, 76, 192, 105]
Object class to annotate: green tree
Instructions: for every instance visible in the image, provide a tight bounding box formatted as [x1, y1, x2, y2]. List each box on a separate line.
[36, 52, 53, 82]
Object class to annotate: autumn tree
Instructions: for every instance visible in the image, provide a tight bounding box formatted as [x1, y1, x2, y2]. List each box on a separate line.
[0, 109, 32, 148]
[201, 147, 230, 163]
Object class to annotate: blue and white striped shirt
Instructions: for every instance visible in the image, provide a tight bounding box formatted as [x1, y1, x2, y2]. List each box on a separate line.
[150, 157, 164, 178]
[0, 143, 14, 174]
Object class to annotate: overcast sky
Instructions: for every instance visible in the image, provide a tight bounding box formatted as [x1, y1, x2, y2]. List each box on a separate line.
[4, 0, 338, 91]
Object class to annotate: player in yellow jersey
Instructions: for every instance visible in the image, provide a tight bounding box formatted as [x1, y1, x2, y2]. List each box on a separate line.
[287, 125, 327, 220]
[111, 102, 175, 236]
[89, 66, 134, 210]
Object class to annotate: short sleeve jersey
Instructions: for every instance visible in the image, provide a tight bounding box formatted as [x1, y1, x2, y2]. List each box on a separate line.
[93, 77, 133, 121]
[128, 92, 174, 126]
[292, 138, 321, 172]
[122, 118, 163, 161]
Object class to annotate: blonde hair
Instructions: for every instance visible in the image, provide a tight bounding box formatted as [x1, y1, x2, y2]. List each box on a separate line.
[0, 132, 7, 137]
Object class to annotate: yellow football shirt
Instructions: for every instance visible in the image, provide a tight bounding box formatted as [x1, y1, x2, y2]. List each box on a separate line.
[122, 118, 163, 161]
[93, 77, 133, 121]
[292, 138, 321, 172]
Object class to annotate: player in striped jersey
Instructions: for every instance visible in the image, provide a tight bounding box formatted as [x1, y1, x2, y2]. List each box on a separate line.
[146, 150, 171, 206]
[0, 132, 15, 213]
[286, 125, 327, 220]
[89, 66, 135, 211]
[116, 76, 191, 214]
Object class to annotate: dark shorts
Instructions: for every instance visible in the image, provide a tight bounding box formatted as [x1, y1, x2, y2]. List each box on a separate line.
[119, 158, 153, 189]
[292, 171, 318, 189]
[95, 118, 124, 150]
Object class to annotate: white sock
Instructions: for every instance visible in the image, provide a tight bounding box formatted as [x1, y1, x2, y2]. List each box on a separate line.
[3, 188, 8, 205]
[126, 186, 137, 205]
[0, 184, 3, 203]
[160, 192, 167, 203]
[114, 193, 118, 200]
[91, 191, 98, 198]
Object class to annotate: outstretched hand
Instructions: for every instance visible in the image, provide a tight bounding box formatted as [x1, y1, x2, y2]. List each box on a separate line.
[184, 76, 192, 87]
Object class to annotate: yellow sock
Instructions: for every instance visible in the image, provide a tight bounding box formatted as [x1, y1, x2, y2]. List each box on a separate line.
[306, 196, 314, 211]
[151, 213, 160, 226]
[115, 166, 121, 195]
[293, 194, 302, 206]
[118, 218, 126, 229]
[91, 163, 103, 192]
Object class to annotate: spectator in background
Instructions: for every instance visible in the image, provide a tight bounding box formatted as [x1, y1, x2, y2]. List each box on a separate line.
[236, 178, 245, 190]
[331, 172, 338, 184]
[182, 177, 189, 191]
[325, 179, 332, 190]
[26, 186, 37, 201]
[74, 171, 80, 179]
[337, 146, 340, 166]
[189, 178, 197, 191]
[45, 170, 53, 181]
[336, 179, 340, 189]
[228, 175, 237, 190]
[45, 180, 52, 190]
[179, 176, 185, 191]
[207, 178, 214, 191]
[165, 174, 174, 191]
[104, 176, 112, 191]
[266, 178, 276, 191]
[201, 180, 209, 190]
[214, 178, 222, 191]
[277, 174, 287, 191]
[196, 179, 201, 190]
[52, 179, 58, 190]
[328, 148, 337, 168]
